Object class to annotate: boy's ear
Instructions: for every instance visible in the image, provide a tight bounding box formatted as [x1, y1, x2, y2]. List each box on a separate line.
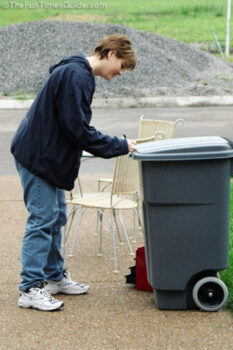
[107, 50, 115, 59]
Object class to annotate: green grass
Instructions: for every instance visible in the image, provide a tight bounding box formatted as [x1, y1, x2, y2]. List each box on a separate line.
[12, 89, 35, 100]
[220, 181, 233, 313]
[0, 0, 231, 48]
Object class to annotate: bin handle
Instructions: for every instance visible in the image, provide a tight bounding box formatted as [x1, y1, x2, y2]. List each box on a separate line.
[154, 130, 165, 140]
[175, 118, 184, 127]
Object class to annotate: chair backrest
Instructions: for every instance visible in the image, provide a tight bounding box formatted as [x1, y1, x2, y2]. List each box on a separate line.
[111, 135, 157, 196]
[111, 117, 184, 197]
[136, 116, 184, 194]
[138, 116, 183, 139]
[111, 154, 138, 196]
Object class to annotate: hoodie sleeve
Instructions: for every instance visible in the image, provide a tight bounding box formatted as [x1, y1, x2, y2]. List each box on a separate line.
[55, 70, 129, 158]
[83, 126, 129, 158]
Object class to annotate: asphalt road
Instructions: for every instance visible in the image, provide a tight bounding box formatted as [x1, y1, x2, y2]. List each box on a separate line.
[1, 106, 233, 176]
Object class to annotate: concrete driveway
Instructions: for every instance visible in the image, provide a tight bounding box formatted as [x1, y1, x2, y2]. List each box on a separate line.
[0, 106, 233, 349]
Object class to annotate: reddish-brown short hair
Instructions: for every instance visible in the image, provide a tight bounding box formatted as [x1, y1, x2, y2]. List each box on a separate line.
[93, 34, 136, 70]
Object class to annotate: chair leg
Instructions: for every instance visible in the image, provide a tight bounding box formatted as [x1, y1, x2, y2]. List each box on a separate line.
[118, 210, 134, 256]
[132, 193, 143, 241]
[132, 194, 138, 243]
[69, 207, 86, 257]
[134, 207, 144, 235]
[132, 207, 137, 243]
[62, 205, 78, 258]
[110, 210, 118, 273]
[94, 209, 100, 236]
[136, 201, 143, 235]
[113, 210, 124, 245]
[97, 210, 104, 257]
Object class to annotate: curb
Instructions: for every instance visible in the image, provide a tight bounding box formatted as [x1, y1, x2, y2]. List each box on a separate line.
[1, 96, 233, 109]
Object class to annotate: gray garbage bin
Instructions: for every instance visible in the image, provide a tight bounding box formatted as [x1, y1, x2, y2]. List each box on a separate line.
[131, 136, 233, 311]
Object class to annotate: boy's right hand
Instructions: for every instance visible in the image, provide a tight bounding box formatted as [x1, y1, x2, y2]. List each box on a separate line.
[127, 139, 137, 152]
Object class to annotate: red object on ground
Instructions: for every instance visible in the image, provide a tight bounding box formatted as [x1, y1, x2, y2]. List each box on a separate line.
[136, 246, 153, 292]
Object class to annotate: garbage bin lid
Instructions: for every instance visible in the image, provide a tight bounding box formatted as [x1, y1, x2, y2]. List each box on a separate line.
[131, 136, 233, 161]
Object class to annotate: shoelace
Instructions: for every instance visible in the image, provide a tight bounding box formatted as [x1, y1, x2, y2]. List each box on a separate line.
[63, 272, 84, 287]
[63, 272, 75, 284]
[35, 288, 55, 300]
[63, 271, 71, 280]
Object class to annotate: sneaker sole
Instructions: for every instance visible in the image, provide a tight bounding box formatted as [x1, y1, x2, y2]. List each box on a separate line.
[18, 301, 64, 311]
[46, 286, 90, 295]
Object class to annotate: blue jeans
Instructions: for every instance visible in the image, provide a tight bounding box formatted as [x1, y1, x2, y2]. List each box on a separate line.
[15, 160, 67, 291]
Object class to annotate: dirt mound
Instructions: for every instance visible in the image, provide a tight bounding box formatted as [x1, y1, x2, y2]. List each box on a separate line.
[1, 20, 233, 96]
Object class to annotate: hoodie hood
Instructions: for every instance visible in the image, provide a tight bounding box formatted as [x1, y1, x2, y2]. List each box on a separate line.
[49, 54, 92, 74]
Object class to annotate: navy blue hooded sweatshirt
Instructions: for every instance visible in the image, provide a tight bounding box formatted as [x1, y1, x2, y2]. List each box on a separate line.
[11, 54, 128, 190]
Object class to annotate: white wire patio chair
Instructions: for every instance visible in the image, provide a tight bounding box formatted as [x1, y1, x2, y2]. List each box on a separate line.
[63, 135, 157, 273]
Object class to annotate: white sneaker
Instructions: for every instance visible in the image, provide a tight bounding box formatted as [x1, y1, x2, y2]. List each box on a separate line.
[45, 272, 90, 295]
[18, 284, 64, 311]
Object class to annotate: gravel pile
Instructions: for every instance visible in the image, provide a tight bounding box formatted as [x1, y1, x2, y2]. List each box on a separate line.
[1, 20, 233, 97]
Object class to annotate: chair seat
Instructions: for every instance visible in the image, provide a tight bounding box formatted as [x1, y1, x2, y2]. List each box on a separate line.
[98, 178, 113, 183]
[69, 192, 138, 210]
[66, 192, 109, 205]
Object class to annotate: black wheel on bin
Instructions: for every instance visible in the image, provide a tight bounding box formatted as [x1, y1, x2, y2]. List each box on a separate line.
[192, 277, 228, 312]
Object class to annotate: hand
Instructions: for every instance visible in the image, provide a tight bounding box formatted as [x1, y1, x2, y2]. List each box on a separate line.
[127, 139, 137, 152]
